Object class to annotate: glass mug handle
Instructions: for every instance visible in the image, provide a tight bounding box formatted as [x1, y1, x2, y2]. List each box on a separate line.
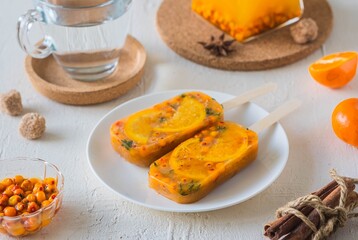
[17, 9, 53, 58]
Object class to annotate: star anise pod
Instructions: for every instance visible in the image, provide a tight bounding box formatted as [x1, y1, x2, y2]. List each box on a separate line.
[198, 33, 236, 57]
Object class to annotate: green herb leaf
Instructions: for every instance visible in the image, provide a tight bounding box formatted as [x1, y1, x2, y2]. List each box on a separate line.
[216, 125, 226, 132]
[178, 181, 201, 196]
[205, 108, 220, 116]
[179, 183, 188, 196]
[121, 139, 133, 150]
[192, 183, 201, 192]
[169, 103, 179, 110]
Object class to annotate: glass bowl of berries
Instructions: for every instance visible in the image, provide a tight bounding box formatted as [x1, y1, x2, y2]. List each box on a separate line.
[0, 157, 64, 237]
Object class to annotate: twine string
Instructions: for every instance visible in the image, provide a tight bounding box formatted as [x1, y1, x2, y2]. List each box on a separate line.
[275, 169, 358, 240]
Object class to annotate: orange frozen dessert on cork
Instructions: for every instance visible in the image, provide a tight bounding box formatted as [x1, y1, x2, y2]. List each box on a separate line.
[110, 92, 223, 167]
[148, 121, 258, 204]
[192, 0, 303, 42]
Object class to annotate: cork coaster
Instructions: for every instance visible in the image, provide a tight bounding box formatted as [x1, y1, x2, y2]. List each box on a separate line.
[25, 35, 146, 105]
[157, 0, 333, 71]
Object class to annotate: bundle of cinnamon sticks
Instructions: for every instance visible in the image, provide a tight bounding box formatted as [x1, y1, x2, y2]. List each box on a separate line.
[264, 178, 358, 240]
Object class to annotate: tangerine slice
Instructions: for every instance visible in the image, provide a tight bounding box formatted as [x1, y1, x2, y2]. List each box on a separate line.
[124, 109, 162, 144]
[309, 51, 358, 88]
[155, 96, 206, 133]
[169, 122, 249, 179]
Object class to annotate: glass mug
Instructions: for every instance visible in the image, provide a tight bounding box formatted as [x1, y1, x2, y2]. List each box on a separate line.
[17, 0, 133, 81]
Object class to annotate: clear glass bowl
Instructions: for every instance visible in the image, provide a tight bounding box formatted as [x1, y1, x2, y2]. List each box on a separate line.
[0, 158, 64, 237]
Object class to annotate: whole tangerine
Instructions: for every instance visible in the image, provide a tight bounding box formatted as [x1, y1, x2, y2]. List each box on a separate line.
[309, 52, 358, 88]
[332, 98, 358, 147]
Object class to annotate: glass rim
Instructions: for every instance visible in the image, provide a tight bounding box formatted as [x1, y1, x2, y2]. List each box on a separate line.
[0, 157, 64, 221]
[36, 0, 123, 9]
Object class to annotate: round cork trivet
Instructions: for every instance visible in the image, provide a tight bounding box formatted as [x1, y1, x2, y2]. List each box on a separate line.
[157, 0, 333, 71]
[25, 35, 146, 105]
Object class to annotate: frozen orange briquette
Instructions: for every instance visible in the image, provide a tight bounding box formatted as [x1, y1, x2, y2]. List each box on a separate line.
[110, 92, 224, 167]
[192, 0, 302, 42]
[149, 121, 258, 204]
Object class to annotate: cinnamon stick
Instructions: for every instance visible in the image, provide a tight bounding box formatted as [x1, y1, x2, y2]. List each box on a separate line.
[264, 180, 339, 239]
[283, 179, 356, 240]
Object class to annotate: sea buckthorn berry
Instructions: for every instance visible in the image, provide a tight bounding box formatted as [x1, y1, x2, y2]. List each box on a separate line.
[41, 200, 51, 208]
[210, 131, 218, 137]
[36, 191, 46, 203]
[24, 217, 41, 232]
[10, 184, 22, 195]
[4, 206, 17, 216]
[2, 178, 14, 187]
[29, 178, 41, 185]
[0, 175, 60, 219]
[21, 198, 29, 205]
[6, 221, 26, 236]
[44, 184, 56, 194]
[25, 191, 32, 197]
[44, 178, 56, 185]
[27, 202, 39, 213]
[0, 183, 5, 192]
[8, 195, 22, 206]
[32, 183, 44, 193]
[6, 184, 16, 192]
[15, 202, 25, 212]
[0, 194, 9, 206]
[14, 175, 24, 184]
[21, 180, 33, 192]
[49, 194, 57, 202]
[13, 188, 24, 197]
[3, 189, 13, 197]
[26, 194, 36, 202]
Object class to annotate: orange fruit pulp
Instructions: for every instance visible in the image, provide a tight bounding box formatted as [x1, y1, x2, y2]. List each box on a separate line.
[169, 122, 249, 179]
[332, 98, 358, 147]
[124, 96, 206, 144]
[309, 52, 358, 88]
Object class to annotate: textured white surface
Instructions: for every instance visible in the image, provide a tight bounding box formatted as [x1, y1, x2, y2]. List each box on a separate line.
[0, 0, 358, 239]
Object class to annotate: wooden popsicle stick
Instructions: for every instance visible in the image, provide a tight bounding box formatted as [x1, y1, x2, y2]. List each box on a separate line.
[249, 99, 302, 133]
[222, 82, 277, 111]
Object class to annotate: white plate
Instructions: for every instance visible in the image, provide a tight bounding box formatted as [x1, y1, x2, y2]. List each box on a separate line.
[87, 90, 289, 212]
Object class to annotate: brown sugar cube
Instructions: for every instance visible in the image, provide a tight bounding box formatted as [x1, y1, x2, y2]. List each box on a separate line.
[290, 18, 319, 44]
[0, 90, 23, 116]
[19, 113, 46, 140]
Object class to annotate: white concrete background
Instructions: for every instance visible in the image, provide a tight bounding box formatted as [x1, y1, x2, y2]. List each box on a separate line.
[1, 0, 358, 239]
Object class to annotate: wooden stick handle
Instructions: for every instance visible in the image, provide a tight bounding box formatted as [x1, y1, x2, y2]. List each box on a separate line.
[222, 82, 277, 111]
[249, 99, 301, 133]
